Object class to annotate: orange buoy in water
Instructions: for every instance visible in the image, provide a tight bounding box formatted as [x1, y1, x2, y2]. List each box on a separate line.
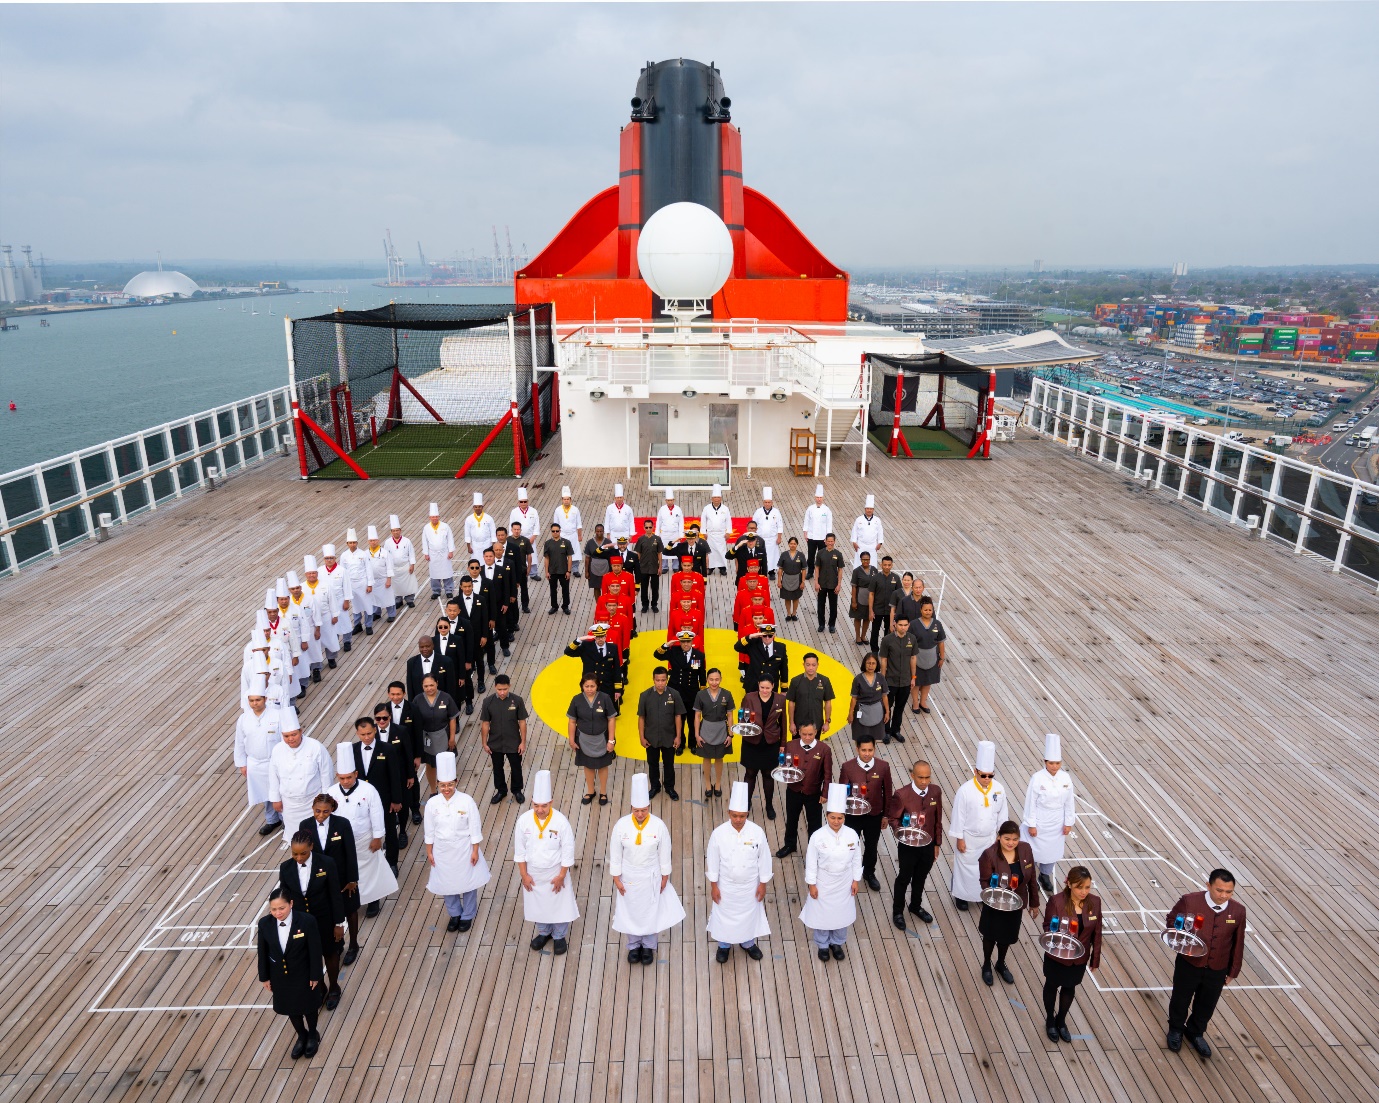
[8, 401, 16, 411]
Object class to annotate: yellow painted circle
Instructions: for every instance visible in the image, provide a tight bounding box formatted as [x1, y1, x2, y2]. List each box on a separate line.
[530, 627, 855, 762]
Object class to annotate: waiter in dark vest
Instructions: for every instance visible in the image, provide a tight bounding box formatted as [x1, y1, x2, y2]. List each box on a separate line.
[775, 721, 833, 859]
[1165, 869, 1247, 1058]
[887, 759, 943, 929]
[837, 736, 893, 891]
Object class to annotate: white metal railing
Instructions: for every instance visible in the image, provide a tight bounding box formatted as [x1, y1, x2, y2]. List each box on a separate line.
[0, 387, 293, 577]
[1024, 379, 1379, 592]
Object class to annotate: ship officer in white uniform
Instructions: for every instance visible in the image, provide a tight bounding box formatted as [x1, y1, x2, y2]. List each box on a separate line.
[512, 770, 578, 954]
[1022, 733, 1076, 892]
[850, 495, 885, 567]
[948, 740, 1008, 910]
[610, 773, 686, 963]
[420, 503, 457, 600]
[799, 783, 863, 960]
[706, 781, 772, 962]
[700, 483, 732, 575]
[424, 751, 491, 933]
[385, 515, 417, 609]
[328, 742, 398, 919]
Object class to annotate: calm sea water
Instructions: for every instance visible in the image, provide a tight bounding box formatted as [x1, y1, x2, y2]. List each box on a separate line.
[0, 279, 512, 472]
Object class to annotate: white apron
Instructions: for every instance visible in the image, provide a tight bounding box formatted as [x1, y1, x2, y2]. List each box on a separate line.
[331, 781, 398, 905]
[422, 524, 456, 581]
[387, 536, 418, 598]
[365, 548, 393, 613]
[701, 505, 731, 570]
[951, 830, 996, 901]
[236, 708, 281, 806]
[753, 508, 784, 572]
[706, 823, 771, 944]
[1021, 769, 1075, 865]
[611, 816, 686, 936]
[514, 811, 580, 925]
[271, 740, 332, 844]
[340, 548, 370, 616]
[425, 792, 492, 897]
[799, 826, 860, 930]
[304, 582, 340, 654]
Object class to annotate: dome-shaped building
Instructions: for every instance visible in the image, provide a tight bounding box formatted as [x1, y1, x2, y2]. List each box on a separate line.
[123, 269, 201, 299]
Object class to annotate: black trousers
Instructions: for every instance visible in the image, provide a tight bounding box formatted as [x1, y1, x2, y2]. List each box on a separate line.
[515, 571, 530, 609]
[845, 813, 883, 877]
[491, 751, 524, 795]
[805, 538, 825, 579]
[287, 1010, 319, 1040]
[816, 589, 839, 630]
[893, 842, 936, 913]
[381, 808, 400, 867]
[744, 768, 776, 811]
[646, 745, 676, 792]
[885, 686, 908, 737]
[1168, 956, 1230, 1036]
[454, 661, 475, 705]
[405, 761, 422, 815]
[869, 610, 892, 651]
[547, 575, 570, 610]
[637, 573, 660, 610]
[783, 788, 823, 851]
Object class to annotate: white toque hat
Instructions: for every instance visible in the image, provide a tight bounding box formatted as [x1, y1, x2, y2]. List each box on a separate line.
[518, 487, 528, 499]
[279, 706, 301, 732]
[864, 494, 875, 508]
[264, 588, 277, 609]
[630, 773, 650, 807]
[336, 743, 356, 775]
[762, 486, 772, 499]
[815, 483, 824, 497]
[286, 570, 301, 589]
[366, 524, 378, 541]
[825, 783, 848, 814]
[322, 543, 336, 557]
[436, 751, 457, 782]
[614, 483, 624, 497]
[389, 514, 400, 529]
[532, 770, 553, 804]
[728, 781, 749, 814]
[975, 740, 996, 773]
[303, 554, 318, 572]
[561, 485, 571, 497]
[428, 502, 440, 516]
[665, 487, 675, 499]
[275, 577, 289, 599]
[345, 527, 358, 543]
[255, 608, 271, 631]
[473, 492, 484, 506]
[710, 483, 722, 496]
[1043, 733, 1062, 761]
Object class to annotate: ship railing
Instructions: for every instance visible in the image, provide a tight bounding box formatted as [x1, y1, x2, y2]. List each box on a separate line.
[0, 387, 294, 578]
[1024, 379, 1379, 593]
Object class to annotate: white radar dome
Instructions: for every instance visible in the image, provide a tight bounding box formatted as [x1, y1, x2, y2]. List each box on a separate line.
[637, 202, 735, 302]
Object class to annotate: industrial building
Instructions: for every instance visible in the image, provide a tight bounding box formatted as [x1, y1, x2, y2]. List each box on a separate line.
[0, 245, 44, 303]
[847, 301, 979, 339]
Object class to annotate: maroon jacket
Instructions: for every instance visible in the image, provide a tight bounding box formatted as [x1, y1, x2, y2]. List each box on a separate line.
[741, 690, 787, 746]
[837, 757, 893, 820]
[886, 783, 943, 849]
[1042, 891, 1104, 969]
[1166, 892, 1246, 976]
[978, 841, 1040, 911]
[781, 737, 833, 797]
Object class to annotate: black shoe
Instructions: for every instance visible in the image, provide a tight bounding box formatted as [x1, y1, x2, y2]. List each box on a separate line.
[327, 658, 337, 668]
[491, 791, 507, 805]
[864, 874, 881, 891]
[649, 786, 662, 800]
[342, 642, 352, 652]
[817, 625, 826, 634]
[325, 988, 341, 1011]
[365, 901, 381, 918]
[513, 791, 524, 804]
[397, 831, 408, 849]
[893, 732, 905, 743]
[487, 663, 498, 675]
[304, 1031, 320, 1056]
[1188, 1034, 1211, 1058]
[522, 606, 530, 615]
[500, 646, 510, 657]
[581, 793, 595, 805]
[818, 948, 830, 962]
[553, 938, 568, 955]
[652, 604, 659, 613]
[775, 845, 796, 859]
[258, 821, 281, 836]
[548, 607, 558, 615]
[456, 918, 472, 933]
[312, 669, 322, 683]
[641, 947, 655, 965]
[765, 805, 776, 820]
[406, 598, 415, 607]
[716, 946, 730, 964]
[829, 626, 837, 634]
[982, 965, 994, 986]
[411, 811, 422, 825]
[627, 949, 640, 964]
[911, 906, 934, 924]
[1046, 1020, 1060, 1042]
[353, 624, 363, 635]
[291, 1037, 307, 1060]
[389, 862, 398, 876]
[1166, 1029, 1183, 1052]
[364, 626, 373, 636]
[531, 933, 551, 951]
[599, 795, 608, 806]
[667, 789, 679, 801]
[563, 607, 571, 615]
[831, 945, 845, 961]
[893, 912, 906, 930]
[954, 898, 969, 911]
[745, 943, 763, 960]
[1039, 874, 1055, 894]
[641, 606, 650, 614]
[996, 963, 1014, 984]
[1058, 1025, 1073, 1043]
[342, 947, 359, 966]
[465, 701, 473, 715]
[882, 736, 891, 745]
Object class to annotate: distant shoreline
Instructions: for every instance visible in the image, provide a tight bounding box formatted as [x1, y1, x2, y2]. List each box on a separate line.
[1, 286, 305, 319]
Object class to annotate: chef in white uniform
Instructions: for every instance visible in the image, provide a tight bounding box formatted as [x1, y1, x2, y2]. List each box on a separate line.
[553, 486, 584, 576]
[604, 483, 637, 547]
[512, 769, 578, 954]
[424, 751, 491, 933]
[849, 495, 885, 567]
[699, 483, 732, 575]
[288, 569, 324, 681]
[302, 554, 341, 668]
[340, 528, 372, 633]
[1022, 733, 1076, 892]
[267, 707, 333, 843]
[752, 487, 784, 575]
[799, 783, 863, 961]
[267, 585, 305, 698]
[510, 489, 540, 577]
[329, 742, 398, 917]
[421, 503, 457, 600]
[463, 493, 497, 558]
[364, 525, 395, 623]
[801, 484, 832, 580]
[948, 740, 1008, 910]
[385, 515, 417, 608]
[320, 544, 354, 651]
[655, 488, 685, 574]
[241, 610, 279, 702]
[235, 690, 283, 835]
[610, 773, 686, 964]
[706, 781, 772, 961]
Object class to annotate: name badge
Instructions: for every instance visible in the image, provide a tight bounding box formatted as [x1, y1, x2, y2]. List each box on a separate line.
[315, 869, 326, 878]
[292, 930, 305, 939]
[1225, 918, 1236, 924]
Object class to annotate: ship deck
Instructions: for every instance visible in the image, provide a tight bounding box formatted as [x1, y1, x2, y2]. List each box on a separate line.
[2, 434, 1377, 1103]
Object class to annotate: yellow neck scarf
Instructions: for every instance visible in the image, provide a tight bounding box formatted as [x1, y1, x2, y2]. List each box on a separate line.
[974, 778, 993, 808]
[535, 811, 553, 839]
[633, 814, 650, 844]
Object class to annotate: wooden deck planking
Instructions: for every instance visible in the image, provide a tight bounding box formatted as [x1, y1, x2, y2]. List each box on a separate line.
[1, 437, 1377, 1103]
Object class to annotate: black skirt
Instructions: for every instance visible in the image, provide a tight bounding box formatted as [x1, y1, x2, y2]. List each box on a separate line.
[916, 664, 942, 687]
[978, 903, 1024, 945]
[1042, 956, 1088, 987]
[740, 739, 779, 772]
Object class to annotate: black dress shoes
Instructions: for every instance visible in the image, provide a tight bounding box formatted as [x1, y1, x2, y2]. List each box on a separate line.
[1039, 873, 1055, 894]
[303, 1032, 320, 1058]
[397, 830, 408, 849]
[774, 845, 795, 859]
[893, 912, 907, 930]
[716, 946, 730, 964]
[553, 938, 568, 955]
[666, 789, 679, 801]
[456, 918, 472, 933]
[830, 945, 845, 961]
[342, 947, 359, 966]
[909, 905, 934, 924]
[491, 792, 506, 805]
[982, 965, 994, 986]
[325, 988, 341, 1011]
[258, 822, 280, 836]
[641, 947, 655, 965]
[411, 811, 423, 825]
[765, 805, 776, 820]
[996, 964, 1015, 984]
[627, 948, 640, 964]
[1058, 1025, 1073, 1043]
[512, 791, 525, 804]
[1166, 1029, 1183, 1052]
[530, 933, 551, 951]
[817, 948, 830, 962]
[954, 898, 969, 911]
[1046, 1020, 1060, 1042]
[365, 901, 381, 918]
[1188, 1034, 1211, 1058]
[744, 944, 763, 960]
[291, 1037, 307, 1060]
[864, 874, 881, 891]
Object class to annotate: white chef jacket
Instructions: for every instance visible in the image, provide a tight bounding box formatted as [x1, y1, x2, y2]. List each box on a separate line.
[802, 503, 833, 541]
[604, 502, 637, 544]
[364, 547, 394, 607]
[339, 547, 370, 611]
[513, 808, 579, 924]
[233, 705, 283, 806]
[1021, 768, 1076, 865]
[421, 522, 457, 581]
[799, 823, 862, 930]
[699, 502, 733, 570]
[752, 506, 784, 571]
[385, 535, 417, 598]
[303, 579, 341, 652]
[509, 505, 540, 545]
[267, 737, 334, 840]
[424, 790, 492, 896]
[329, 778, 397, 906]
[849, 513, 885, 566]
[705, 819, 772, 944]
[948, 777, 1008, 901]
[655, 504, 685, 547]
[609, 813, 686, 935]
[552, 503, 584, 561]
[463, 512, 497, 557]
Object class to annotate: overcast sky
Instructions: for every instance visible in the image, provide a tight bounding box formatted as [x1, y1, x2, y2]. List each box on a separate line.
[2, 2, 1375, 269]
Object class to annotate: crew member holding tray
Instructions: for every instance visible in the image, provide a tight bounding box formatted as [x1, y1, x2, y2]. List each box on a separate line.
[1040, 865, 1102, 1043]
[976, 820, 1039, 987]
[1165, 868, 1247, 1059]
